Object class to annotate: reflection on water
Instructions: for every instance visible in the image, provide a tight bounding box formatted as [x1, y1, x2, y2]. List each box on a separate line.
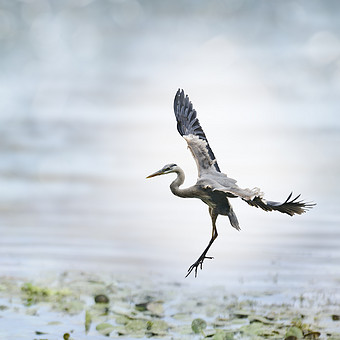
[0, 1, 339, 291]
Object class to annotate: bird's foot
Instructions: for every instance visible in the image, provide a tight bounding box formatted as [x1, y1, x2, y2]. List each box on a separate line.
[185, 255, 214, 278]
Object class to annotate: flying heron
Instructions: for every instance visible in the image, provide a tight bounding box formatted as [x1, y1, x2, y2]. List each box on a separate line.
[147, 89, 315, 278]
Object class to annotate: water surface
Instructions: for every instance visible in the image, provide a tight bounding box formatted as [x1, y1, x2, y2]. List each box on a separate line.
[0, 0, 339, 293]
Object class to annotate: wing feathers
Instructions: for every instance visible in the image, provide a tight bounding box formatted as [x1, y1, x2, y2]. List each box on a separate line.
[173, 89, 315, 216]
[174, 89, 220, 173]
[243, 192, 315, 216]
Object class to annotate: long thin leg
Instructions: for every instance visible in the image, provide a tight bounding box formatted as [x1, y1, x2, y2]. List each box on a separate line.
[186, 208, 218, 278]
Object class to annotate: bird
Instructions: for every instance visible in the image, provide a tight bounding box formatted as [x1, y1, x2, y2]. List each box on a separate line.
[147, 89, 315, 278]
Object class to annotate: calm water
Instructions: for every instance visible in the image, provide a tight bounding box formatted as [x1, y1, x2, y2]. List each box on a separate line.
[0, 1, 339, 293]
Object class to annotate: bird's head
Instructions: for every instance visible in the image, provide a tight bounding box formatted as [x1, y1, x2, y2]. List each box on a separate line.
[146, 163, 178, 178]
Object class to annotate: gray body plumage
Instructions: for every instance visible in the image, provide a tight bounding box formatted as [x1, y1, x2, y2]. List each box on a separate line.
[147, 89, 315, 277]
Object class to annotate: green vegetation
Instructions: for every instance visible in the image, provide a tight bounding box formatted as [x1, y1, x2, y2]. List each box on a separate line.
[0, 273, 339, 339]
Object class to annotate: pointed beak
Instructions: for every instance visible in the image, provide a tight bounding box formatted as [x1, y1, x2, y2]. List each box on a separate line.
[146, 169, 164, 179]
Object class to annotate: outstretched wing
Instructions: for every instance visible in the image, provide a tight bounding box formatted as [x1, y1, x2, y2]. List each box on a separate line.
[174, 89, 220, 176]
[243, 192, 315, 216]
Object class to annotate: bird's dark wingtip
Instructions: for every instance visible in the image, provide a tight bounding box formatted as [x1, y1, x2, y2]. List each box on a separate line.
[174, 88, 184, 111]
[175, 88, 181, 99]
[173, 88, 221, 173]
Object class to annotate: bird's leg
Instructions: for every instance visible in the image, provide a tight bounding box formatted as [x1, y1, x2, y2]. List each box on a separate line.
[186, 208, 218, 278]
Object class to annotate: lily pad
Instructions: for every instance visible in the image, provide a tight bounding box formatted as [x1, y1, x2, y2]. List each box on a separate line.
[115, 314, 131, 325]
[240, 321, 282, 338]
[249, 315, 275, 325]
[96, 322, 115, 336]
[149, 319, 169, 333]
[147, 302, 164, 316]
[232, 310, 249, 319]
[135, 301, 164, 316]
[192, 318, 207, 334]
[135, 302, 148, 311]
[125, 319, 149, 333]
[205, 329, 234, 340]
[304, 331, 321, 339]
[285, 326, 303, 339]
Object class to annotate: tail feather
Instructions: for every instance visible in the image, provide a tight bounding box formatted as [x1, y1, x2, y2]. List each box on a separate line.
[228, 206, 240, 231]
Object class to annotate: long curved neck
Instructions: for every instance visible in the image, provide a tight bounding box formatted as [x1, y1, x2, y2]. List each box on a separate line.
[170, 167, 192, 198]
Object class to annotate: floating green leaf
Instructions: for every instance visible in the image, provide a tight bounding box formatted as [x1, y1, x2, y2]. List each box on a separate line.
[285, 326, 303, 339]
[304, 331, 321, 339]
[232, 310, 249, 319]
[135, 301, 164, 316]
[85, 310, 92, 333]
[125, 319, 149, 333]
[206, 329, 234, 340]
[147, 302, 163, 316]
[249, 315, 275, 325]
[21, 282, 71, 306]
[135, 302, 148, 312]
[149, 319, 169, 334]
[96, 322, 115, 336]
[115, 314, 131, 325]
[192, 318, 207, 334]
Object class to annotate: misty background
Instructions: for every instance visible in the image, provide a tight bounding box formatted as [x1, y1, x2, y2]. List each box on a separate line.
[0, 0, 339, 289]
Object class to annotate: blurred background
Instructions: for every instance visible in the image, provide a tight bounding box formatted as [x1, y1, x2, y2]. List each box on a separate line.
[0, 0, 339, 290]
